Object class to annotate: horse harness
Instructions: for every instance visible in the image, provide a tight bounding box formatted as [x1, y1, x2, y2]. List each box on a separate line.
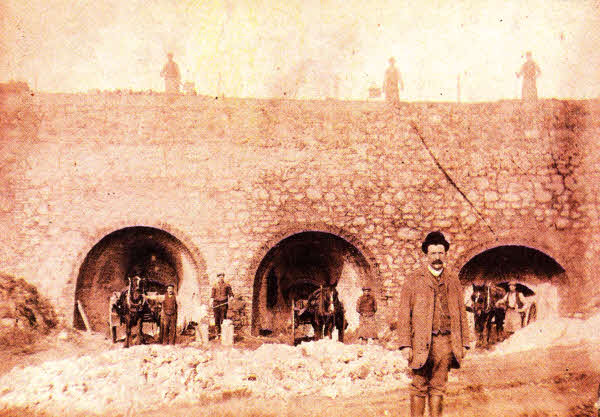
[126, 285, 145, 312]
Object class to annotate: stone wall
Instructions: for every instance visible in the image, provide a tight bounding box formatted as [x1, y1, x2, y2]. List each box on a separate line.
[1, 93, 599, 332]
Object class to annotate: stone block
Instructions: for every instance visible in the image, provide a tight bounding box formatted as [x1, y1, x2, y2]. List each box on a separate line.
[473, 177, 490, 189]
[381, 193, 393, 203]
[484, 191, 499, 202]
[306, 187, 322, 200]
[437, 219, 452, 228]
[366, 238, 379, 247]
[465, 214, 477, 225]
[394, 190, 406, 201]
[555, 217, 570, 229]
[353, 216, 367, 226]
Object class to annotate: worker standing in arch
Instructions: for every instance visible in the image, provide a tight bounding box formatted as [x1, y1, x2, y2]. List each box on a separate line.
[356, 286, 378, 342]
[145, 284, 178, 344]
[211, 273, 234, 337]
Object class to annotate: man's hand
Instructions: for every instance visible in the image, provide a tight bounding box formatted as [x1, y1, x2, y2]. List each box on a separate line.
[401, 347, 412, 363]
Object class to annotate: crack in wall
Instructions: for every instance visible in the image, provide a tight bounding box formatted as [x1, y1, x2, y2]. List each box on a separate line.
[410, 121, 496, 237]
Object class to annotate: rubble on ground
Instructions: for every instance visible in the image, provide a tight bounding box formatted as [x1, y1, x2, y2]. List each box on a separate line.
[489, 312, 600, 356]
[0, 339, 411, 416]
[0, 273, 57, 347]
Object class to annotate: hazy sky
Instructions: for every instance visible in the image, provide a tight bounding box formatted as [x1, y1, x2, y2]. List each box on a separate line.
[1, 0, 599, 101]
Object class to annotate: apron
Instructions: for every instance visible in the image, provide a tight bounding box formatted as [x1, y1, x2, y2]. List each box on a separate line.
[505, 308, 522, 333]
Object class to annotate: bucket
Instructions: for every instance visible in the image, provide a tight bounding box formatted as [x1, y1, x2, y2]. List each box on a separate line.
[221, 319, 234, 346]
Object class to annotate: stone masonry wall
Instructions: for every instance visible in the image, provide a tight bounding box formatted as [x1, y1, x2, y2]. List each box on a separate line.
[0, 93, 599, 326]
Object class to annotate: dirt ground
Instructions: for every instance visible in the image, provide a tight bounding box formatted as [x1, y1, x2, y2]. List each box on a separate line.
[0, 331, 598, 417]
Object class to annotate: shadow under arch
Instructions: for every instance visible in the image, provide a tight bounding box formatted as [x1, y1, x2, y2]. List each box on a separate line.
[250, 230, 378, 336]
[73, 226, 206, 334]
[458, 245, 566, 284]
[459, 244, 567, 320]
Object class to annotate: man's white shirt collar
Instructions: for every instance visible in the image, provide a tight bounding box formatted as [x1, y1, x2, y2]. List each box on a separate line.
[428, 265, 444, 277]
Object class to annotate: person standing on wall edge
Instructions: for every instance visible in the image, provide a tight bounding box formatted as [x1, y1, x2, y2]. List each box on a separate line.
[161, 52, 181, 94]
[516, 51, 541, 103]
[211, 273, 234, 337]
[383, 57, 404, 105]
[398, 231, 470, 417]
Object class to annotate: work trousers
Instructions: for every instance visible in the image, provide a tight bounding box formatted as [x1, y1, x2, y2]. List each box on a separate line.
[161, 313, 177, 344]
[410, 333, 453, 397]
[213, 304, 228, 335]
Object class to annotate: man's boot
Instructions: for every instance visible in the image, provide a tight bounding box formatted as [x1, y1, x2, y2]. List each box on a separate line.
[428, 395, 443, 417]
[410, 395, 426, 417]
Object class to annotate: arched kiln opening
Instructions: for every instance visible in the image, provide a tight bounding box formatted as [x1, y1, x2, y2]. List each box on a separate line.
[73, 226, 200, 333]
[459, 245, 566, 321]
[251, 231, 375, 336]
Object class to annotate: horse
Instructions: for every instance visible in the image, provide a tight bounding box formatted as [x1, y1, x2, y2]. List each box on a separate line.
[467, 283, 506, 348]
[296, 285, 347, 343]
[111, 276, 161, 348]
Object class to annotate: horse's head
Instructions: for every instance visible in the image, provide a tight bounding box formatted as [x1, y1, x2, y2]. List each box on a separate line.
[129, 275, 146, 303]
[322, 286, 341, 313]
[471, 284, 487, 313]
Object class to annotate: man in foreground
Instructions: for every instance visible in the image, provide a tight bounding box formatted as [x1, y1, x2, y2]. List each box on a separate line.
[398, 231, 470, 417]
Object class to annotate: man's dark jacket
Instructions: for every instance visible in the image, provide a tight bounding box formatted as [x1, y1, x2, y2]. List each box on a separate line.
[398, 265, 470, 369]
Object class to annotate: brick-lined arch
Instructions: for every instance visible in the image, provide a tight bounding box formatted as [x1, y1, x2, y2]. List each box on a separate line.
[455, 236, 569, 279]
[458, 244, 566, 283]
[246, 222, 381, 336]
[69, 221, 208, 331]
[457, 239, 573, 316]
[244, 221, 381, 289]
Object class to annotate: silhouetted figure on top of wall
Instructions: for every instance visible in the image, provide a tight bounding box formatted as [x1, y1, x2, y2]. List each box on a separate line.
[161, 53, 181, 94]
[516, 51, 541, 103]
[383, 57, 404, 104]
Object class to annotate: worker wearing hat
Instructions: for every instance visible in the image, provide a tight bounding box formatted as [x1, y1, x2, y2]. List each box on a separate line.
[495, 279, 527, 336]
[398, 231, 470, 417]
[211, 273, 234, 337]
[144, 283, 178, 344]
[356, 286, 378, 342]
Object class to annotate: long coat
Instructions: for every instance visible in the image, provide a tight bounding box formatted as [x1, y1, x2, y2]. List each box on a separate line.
[398, 266, 470, 369]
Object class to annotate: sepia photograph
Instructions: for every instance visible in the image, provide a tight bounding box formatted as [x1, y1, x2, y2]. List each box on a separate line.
[1, 1, 600, 416]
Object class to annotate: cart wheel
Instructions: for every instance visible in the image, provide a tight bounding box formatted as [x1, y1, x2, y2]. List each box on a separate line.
[291, 298, 296, 346]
